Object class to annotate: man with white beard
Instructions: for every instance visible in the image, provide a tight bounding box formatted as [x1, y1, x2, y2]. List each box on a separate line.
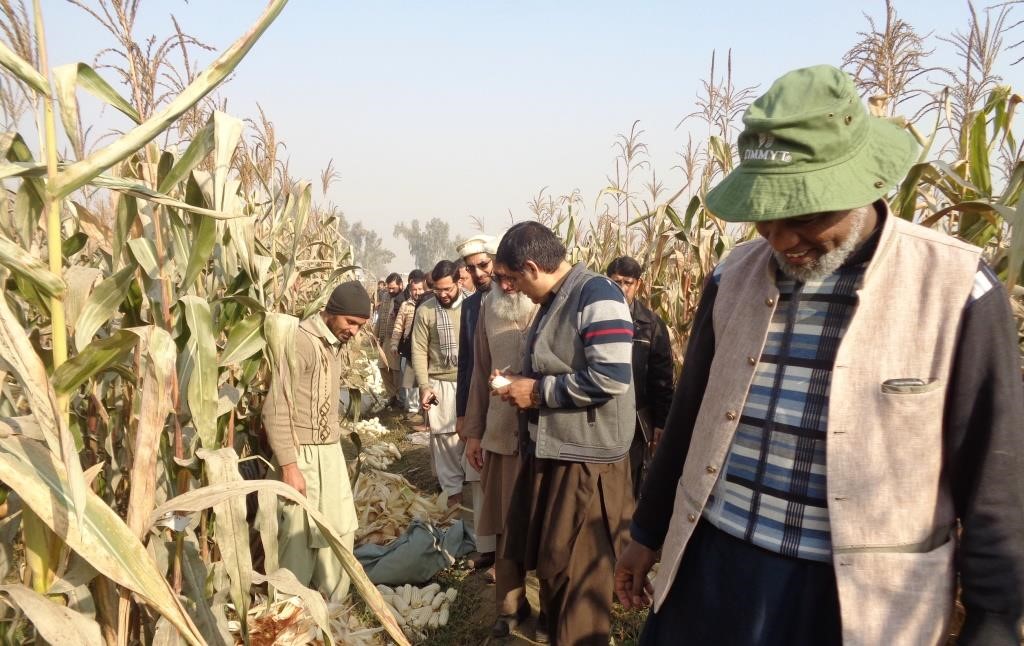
[615, 65, 1024, 646]
[463, 263, 540, 639]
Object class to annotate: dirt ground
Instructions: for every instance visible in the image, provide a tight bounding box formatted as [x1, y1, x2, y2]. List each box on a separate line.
[360, 408, 647, 646]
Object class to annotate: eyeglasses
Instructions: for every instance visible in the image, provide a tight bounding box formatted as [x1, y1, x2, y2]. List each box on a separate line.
[467, 258, 493, 273]
[492, 272, 517, 286]
[432, 283, 459, 296]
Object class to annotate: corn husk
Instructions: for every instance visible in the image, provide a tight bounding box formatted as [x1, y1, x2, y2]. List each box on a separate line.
[353, 471, 456, 546]
[229, 595, 386, 646]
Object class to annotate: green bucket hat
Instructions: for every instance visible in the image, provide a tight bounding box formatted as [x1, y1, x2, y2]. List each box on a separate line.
[705, 64, 918, 222]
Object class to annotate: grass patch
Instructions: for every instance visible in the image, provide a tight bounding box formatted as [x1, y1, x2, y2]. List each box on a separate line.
[611, 603, 648, 645]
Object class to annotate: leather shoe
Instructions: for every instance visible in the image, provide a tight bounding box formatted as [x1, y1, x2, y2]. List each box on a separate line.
[465, 551, 495, 569]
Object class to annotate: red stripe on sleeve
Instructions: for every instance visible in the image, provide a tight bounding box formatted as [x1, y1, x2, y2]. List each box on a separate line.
[583, 327, 633, 340]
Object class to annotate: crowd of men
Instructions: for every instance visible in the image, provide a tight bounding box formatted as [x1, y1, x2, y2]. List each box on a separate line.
[263, 64, 1023, 646]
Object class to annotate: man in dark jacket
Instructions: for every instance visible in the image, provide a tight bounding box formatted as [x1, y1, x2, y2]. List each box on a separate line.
[607, 256, 674, 497]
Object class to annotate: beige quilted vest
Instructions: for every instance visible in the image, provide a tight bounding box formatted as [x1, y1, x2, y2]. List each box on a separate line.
[654, 214, 981, 645]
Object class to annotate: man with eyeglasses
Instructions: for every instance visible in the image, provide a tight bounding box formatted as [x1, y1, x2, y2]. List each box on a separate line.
[454, 235, 500, 576]
[607, 256, 674, 498]
[491, 222, 635, 645]
[412, 260, 469, 507]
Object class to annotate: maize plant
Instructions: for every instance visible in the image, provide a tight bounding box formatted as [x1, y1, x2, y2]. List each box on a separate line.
[0, 1, 406, 644]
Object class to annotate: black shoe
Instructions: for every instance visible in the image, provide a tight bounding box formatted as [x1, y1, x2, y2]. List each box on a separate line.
[466, 551, 495, 570]
[491, 602, 531, 638]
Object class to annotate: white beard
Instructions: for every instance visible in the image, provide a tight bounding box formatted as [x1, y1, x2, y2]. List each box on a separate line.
[773, 209, 869, 282]
[491, 291, 534, 323]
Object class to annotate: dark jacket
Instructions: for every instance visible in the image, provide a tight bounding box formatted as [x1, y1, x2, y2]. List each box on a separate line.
[630, 299, 674, 432]
[456, 288, 485, 417]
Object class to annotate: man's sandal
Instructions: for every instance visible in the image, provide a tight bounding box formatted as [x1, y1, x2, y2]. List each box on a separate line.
[490, 601, 531, 638]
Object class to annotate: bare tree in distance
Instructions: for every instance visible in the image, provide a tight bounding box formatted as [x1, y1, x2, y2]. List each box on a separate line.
[393, 217, 460, 270]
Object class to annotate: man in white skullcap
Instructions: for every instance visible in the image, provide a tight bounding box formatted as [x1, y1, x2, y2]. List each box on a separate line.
[454, 233, 499, 577]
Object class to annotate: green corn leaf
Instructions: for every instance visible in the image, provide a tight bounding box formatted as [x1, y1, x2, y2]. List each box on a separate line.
[219, 313, 266, 367]
[896, 162, 929, 221]
[0, 160, 46, 181]
[53, 63, 142, 155]
[127, 238, 160, 280]
[62, 266, 102, 331]
[0, 133, 45, 207]
[180, 296, 218, 448]
[61, 232, 88, 258]
[0, 293, 87, 532]
[157, 118, 215, 194]
[213, 112, 244, 212]
[89, 175, 238, 220]
[0, 40, 48, 97]
[13, 180, 42, 253]
[168, 211, 190, 284]
[52, 330, 140, 396]
[74, 264, 135, 353]
[967, 108, 992, 197]
[156, 150, 174, 190]
[0, 232, 65, 299]
[181, 212, 218, 294]
[278, 182, 311, 303]
[195, 449, 252, 643]
[113, 195, 138, 270]
[178, 540, 233, 646]
[49, 0, 289, 199]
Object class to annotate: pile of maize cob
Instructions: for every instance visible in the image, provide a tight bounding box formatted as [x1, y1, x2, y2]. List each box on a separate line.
[377, 583, 457, 642]
[360, 441, 402, 470]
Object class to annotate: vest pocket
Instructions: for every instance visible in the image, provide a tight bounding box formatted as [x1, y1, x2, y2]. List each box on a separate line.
[879, 377, 941, 395]
[833, 538, 954, 644]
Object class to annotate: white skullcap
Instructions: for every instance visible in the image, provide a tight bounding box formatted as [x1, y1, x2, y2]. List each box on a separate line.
[456, 234, 498, 258]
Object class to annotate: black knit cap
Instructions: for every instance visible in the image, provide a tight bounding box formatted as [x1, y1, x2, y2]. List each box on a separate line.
[325, 281, 371, 318]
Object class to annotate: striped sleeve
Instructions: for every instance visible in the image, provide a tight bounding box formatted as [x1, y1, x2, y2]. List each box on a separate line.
[541, 276, 634, 408]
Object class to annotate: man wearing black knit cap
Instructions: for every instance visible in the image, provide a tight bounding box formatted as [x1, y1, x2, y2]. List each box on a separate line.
[263, 280, 371, 601]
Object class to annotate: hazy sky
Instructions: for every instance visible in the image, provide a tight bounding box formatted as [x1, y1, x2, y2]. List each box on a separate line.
[42, 0, 1019, 272]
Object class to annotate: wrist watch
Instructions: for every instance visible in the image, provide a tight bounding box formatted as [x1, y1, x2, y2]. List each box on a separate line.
[530, 380, 543, 408]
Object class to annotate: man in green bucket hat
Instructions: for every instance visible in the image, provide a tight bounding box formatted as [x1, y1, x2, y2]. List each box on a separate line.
[614, 65, 1024, 644]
